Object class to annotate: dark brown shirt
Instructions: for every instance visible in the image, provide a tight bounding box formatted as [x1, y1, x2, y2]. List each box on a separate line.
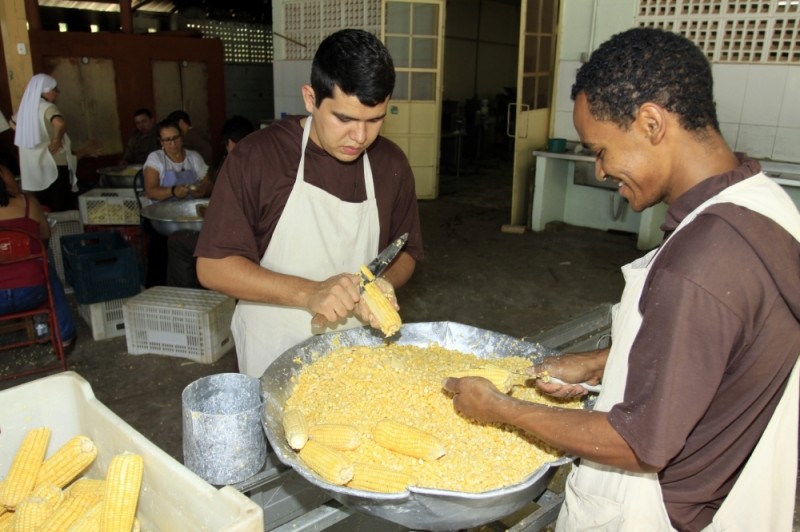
[607, 158, 800, 531]
[195, 116, 423, 264]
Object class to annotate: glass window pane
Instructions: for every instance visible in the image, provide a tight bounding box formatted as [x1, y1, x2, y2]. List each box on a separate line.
[387, 36, 410, 68]
[386, 3, 411, 34]
[523, 35, 539, 73]
[538, 36, 553, 71]
[412, 4, 438, 36]
[521, 76, 536, 108]
[411, 72, 435, 100]
[394, 71, 409, 100]
[411, 37, 436, 69]
[526, 0, 541, 30]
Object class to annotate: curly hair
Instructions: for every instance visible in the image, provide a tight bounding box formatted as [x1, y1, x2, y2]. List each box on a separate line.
[311, 29, 395, 107]
[571, 27, 719, 132]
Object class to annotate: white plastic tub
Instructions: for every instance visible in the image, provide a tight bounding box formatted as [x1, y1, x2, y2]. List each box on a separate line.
[0, 372, 263, 531]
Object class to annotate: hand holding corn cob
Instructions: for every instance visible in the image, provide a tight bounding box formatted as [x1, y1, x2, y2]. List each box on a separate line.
[358, 266, 402, 337]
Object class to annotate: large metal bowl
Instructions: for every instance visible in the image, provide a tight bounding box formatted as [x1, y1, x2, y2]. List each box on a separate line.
[97, 165, 142, 188]
[261, 321, 575, 531]
[140, 199, 208, 236]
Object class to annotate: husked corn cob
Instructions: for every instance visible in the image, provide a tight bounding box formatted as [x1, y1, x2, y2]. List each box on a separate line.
[347, 463, 415, 493]
[64, 479, 105, 500]
[373, 420, 445, 461]
[359, 266, 402, 337]
[38, 491, 102, 532]
[0, 427, 51, 510]
[99, 453, 143, 532]
[297, 440, 354, 485]
[308, 424, 361, 451]
[0, 511, 14, 532]
[30, 483, 63, 508]
[448, 364, 517, 393]
[35, 436, 98, 490]
[14, 495, 55, 531]
[283, 409, 309, 450]
[65, 500, 101, 532]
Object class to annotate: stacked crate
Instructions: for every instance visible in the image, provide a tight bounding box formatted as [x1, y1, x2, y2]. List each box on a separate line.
[46, 210, 83, 293]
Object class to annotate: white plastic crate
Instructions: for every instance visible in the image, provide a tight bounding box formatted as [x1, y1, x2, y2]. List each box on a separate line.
[78, 188, 143, 225]
[46, 210, 83, 292]
[0, 372, 263, 530]
[79, 297, 129, 341]
[123, 286, 235, 363]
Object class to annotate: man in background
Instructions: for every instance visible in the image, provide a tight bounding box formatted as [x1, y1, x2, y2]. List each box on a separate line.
[166, 110, 213, 166]
[119, 108, 159, 166]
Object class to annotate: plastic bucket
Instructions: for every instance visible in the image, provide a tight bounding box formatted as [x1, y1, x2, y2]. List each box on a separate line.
[182, 373, 266, 485]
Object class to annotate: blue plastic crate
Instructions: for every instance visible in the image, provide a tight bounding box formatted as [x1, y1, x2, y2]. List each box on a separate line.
[61, 232, 141, 304]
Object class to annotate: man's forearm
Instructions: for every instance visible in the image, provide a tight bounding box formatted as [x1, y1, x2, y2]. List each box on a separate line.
[380, 251, 415, 289]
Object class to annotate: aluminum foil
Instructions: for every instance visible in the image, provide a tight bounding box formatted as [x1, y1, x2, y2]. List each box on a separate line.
[261, 321, 575, 531]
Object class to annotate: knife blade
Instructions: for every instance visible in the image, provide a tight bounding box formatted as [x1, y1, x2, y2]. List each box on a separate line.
[361, 233, 409, 283]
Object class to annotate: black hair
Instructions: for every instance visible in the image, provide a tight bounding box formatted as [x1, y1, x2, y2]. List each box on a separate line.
[221, 115, 255, 144]
[310, 29, 395, 108]
[156, 119, 182, 139]
[167, 110, 191, 126]
[571, 27, 719, 132]
[133, 108, 153, 118]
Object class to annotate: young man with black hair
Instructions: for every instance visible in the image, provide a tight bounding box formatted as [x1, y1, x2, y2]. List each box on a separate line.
[196, 29, 423, 378]
[119, 108, 159, 166]
[444, 27, 799, 531]
[166, 109, 214, 166]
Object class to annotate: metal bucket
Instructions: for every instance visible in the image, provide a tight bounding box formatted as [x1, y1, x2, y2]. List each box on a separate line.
[182, 373, 266, 485]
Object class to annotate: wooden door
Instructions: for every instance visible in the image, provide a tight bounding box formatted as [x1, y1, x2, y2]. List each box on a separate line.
[381, 0, 445, 200]
[152, 60, 211, 141]
[45, 57, 122, 155]
[509, 0, 559, 226]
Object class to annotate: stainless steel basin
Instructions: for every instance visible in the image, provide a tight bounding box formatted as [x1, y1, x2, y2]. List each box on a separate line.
[261, 321, 579, 531]
[140, 199, 207, 236]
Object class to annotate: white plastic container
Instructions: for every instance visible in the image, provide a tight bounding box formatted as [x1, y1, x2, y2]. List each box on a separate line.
[78, 297, 129, 341]
[123, 286, 235, 363]
[0, 372, 263, 531]
[78, 188, 143, 225]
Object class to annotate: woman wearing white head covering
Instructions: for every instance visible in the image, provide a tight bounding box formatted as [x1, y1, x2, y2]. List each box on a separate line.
[12, 73, 77, 212]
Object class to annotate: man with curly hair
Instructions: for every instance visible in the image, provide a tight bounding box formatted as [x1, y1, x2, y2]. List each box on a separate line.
[445, 27, 799, 531]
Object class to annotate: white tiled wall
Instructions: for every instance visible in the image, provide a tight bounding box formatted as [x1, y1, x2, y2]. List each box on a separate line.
[553, 0, 800, 164]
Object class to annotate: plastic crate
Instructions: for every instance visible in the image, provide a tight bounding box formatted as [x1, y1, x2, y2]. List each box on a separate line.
[46, 210, 83, 293]
[78, 297, 129, 341]
[0, 372, 263, 531]
[61, 232, 141, 305]
[78, 188, 142, 225]
[123, 286, 235, 363]
[84, 224, 148, 266]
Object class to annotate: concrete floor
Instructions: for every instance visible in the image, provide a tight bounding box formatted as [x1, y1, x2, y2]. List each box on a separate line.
[1, 157, 797, 530]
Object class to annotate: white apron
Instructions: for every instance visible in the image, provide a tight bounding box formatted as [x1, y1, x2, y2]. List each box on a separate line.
[231, 116, 380, 379]
[19, 101, 77, 192]
[557, 173, 800, 531]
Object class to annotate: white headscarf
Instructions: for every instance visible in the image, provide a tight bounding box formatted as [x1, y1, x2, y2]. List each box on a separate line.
[14, 74, 57, 149]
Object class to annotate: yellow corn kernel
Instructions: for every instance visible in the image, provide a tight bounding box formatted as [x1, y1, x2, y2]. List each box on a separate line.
[359, 266, 401, 337]
[132, 517, 141, 532]
[283, 409, 309, 450]
[308, 424, 361, 451]
[65, 500, 101, 532]
[0, 427, 51, 510]
[38, 491, 102, 532]
[297, 440, 354, 485]
[0, 509, 13, 527]
[14, 495, 55, 531]
[30, 483, 63, 509]
[35, 436, 98, 490]
[373, 419, 445, 461]
[99, 453, 143, 532]
[448, 364, 517, 393]
[347, 463, 415, 493]
[64, 479, 105, 500]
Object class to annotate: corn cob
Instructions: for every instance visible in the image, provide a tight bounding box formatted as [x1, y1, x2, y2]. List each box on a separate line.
[373, 420, 445, 461]
[64, 479, 105, 500]
[0, 427, 51, 510]
[347, 463, 415, 493]
[30, 483, 63, 509]
[38, 491, 102, 532]
[448, 364, 518, 393]
[283, 409, 309, 450]
[308, 424, 361, 451]
[0, 510, 13, 529]
[13, 495, 55, 531]
[35, 436, 98, 490]
[297, 440, 354, 485]
[65, 500, 101, 532]
[99, 453, 143, 532]
[359, 266, 402, 337]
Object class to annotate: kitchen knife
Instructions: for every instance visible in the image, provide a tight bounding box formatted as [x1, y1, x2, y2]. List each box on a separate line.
[360, 232, 409, 287]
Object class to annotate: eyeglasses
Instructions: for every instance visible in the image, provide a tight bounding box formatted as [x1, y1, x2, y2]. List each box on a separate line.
[160, 135, 181, 144]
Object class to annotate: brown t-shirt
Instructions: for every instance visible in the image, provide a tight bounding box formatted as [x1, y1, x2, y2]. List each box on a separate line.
[195, 116, 423, 265]
[607, 158, 800, 531]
